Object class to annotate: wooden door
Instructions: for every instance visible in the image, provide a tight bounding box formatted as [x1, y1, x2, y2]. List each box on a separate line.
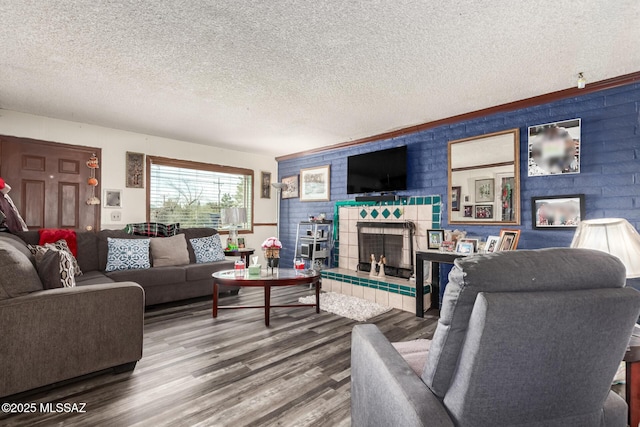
[0, 136, 101, 231]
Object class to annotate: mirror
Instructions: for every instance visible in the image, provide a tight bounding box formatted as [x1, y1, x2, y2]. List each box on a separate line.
[448, 128, 520, 225]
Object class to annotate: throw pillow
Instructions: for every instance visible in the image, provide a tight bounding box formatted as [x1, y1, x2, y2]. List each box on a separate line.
[29, 239, 82, 276]
[105, 237, 151, 272]
[38, 228, 78, 256]
[150, 234, 190, 267]
[0, 240, 43, 300]
[34, 249, 76, 289]
[123, 222, 180, 237]
[189, 234, 226, 264]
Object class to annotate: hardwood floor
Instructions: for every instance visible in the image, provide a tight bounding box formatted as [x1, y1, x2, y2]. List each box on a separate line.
[0, 286, 439, 426]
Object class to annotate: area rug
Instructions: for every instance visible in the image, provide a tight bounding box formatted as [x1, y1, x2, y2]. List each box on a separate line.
[299, 291, 392, 322]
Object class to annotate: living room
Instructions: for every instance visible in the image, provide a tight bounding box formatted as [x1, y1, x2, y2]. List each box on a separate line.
[1, 2, 640, 426]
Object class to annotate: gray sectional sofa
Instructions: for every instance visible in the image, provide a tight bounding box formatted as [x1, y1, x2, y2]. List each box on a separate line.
[14, 227, 238, 306]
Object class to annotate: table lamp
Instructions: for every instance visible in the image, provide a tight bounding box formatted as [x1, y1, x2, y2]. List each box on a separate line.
[570, 218, 640, 279]
[221, 207, 247, 250]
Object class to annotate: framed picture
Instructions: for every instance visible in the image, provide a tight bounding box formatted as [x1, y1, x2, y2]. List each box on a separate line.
[237, 237, 245, 248]
[459, 238, 479, 253]
[281, 175, 299, 199]
[485, 235, 501, 253]
[455, 241, 474, 255]
[528, 118, 581, 176]
[451, 186, 461, 211]
[475, 204, 493, 219]
[261, 172, 272, 199]
[125, 152, 144, 188]
[463, 205, 473, 217]
[300, 165, 330, 202]
[104, 189, 122, 208]
[498, 229, 521, 251]
[475, 179, 494, 203]
[531, 194, 585, 229]
[427, 229, 445, 249]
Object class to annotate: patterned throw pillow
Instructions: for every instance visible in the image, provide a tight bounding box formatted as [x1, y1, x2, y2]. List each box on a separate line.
[189, 234, 226, 264]
[29, 239, 82, 276]
[123, 222, 180, 237]
[105, 238, 151, 272]
[34, 249, 76, 289]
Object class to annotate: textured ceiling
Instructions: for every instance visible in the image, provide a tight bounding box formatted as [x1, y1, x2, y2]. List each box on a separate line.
[1, 1, 639, 157]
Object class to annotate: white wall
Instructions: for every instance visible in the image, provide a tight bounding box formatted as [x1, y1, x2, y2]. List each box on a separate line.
[0, 109, 278, 252]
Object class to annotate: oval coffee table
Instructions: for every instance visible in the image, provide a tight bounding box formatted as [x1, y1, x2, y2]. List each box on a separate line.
[212, 269, 321, 326]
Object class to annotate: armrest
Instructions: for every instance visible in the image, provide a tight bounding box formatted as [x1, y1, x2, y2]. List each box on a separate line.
[0, 282, 144, 397]
[351, 324, 454, 427]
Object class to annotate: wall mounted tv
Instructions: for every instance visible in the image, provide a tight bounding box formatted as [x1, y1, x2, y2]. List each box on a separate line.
[347, 146, 408, 194]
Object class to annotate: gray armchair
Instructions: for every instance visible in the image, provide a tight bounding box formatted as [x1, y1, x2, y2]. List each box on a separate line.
[352, 248, 640, 427]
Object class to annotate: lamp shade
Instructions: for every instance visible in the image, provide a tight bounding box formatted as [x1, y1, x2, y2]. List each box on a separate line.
[571, 218, 640, 278]
[220, 207, 247, 226]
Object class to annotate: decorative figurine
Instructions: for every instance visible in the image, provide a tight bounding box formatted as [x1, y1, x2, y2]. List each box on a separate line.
[369, 253, 377, 277]
[378, 255, 386, 278]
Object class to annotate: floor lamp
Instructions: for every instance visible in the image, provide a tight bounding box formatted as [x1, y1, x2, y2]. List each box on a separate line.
[272, 182, 287, 240]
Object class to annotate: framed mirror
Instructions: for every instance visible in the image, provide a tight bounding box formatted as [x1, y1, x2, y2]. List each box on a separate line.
[448, 128, 520, 225]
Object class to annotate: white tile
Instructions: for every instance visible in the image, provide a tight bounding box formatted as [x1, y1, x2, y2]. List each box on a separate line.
[388, 292, 403, 310]
[348, 258, 358, 271]
[417, 205, 433, 221]
[341, 283, 353, 296]
[339, 207, 349, 221]
[322, 279, 333, 292]
[402, 295, 416, 313]
[403, 205, 418, 221]
[339, 256, 348, 269]
[375, 290, 389, 306]
[339, 231, 348, 245]
[348, 245, 359, 259]
[348, 218, 358, 231]
[352, 284, 364, 299]
[363, 287, 376, 302]
[339, 218, 348, 232]
[348, 231, 358, 246]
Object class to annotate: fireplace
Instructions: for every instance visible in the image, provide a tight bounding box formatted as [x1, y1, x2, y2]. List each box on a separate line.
[356, 221, 415, 279]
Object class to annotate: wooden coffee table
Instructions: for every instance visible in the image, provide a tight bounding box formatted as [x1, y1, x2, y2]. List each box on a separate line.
[212, 269, 321, 326]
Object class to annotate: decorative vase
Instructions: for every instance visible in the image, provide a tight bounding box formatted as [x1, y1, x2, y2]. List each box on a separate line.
[264, 247, 281, 274]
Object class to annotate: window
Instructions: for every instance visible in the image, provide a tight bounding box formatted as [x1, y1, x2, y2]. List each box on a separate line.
[147, 156, 253, 231]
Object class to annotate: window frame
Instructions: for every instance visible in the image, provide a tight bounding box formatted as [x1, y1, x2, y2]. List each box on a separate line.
[146, 155, 254, 234]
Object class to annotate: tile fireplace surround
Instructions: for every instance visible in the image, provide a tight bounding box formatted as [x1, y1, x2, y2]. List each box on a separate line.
[322, 196, 440, 313]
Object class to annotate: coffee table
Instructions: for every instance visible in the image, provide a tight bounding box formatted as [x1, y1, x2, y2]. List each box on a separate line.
[212, 269, 321, 326]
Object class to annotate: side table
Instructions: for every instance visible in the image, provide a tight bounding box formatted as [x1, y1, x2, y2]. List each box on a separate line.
[224, 248, 255, 267]
[415, 250, 466, 317]
[625, 330, 640, 427]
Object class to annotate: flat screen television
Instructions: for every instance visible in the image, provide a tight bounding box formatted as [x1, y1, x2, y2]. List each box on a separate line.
[347, 146, 407, 194]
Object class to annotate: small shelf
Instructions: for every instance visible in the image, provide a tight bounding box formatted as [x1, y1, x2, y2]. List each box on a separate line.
[300, 237, 328, 242]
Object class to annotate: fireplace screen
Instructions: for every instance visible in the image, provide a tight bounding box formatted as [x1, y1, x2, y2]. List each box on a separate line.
[357, 221, 415, 279]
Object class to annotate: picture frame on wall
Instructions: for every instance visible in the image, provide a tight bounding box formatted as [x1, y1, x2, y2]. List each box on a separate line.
[427, 229, 445, 249]
[125, 151, 144, 188]
[300, 165, 331, 202]
[451, 186, 461, 211]
[281, 175, 299, 199]
[104, 189, 122, 208]
[498, 229, 521, 251]
[463, 205, 473, 217]
[261, 171, 271, 199]
[531, 194, 585, 229]
[528, 118, 581, 176]
[475, 179, 494, 203]
[475, 204, 493, 219]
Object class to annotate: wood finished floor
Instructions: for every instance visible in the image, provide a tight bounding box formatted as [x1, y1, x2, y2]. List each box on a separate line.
[1, 286, 438, 427]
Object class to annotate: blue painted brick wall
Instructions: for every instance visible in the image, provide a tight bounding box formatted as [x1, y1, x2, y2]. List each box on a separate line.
[278, 83, 640, 277]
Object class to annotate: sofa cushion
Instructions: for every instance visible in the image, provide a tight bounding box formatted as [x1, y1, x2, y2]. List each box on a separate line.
[29, 239, 82, 276]
[76, 270, 115, 286]
[38, 228, 78, 256]
[0, 240, 43, 300]
[106, 266, 185, 287]
[422, 248, 627, 398]
[179, 228, 219, 263]
[150, 234, 190, 267]
[184, 260, 235, 281]
[98, 230, 149, 271]
[34, 248, 76, 289]
[105, 237, 151, 272]
[0, 233, 35, 265]
[392, 339, 431, 377]
[76, 232, 100, 273]
[124, 222, 180, 237]
[189, 234, 225, 263]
